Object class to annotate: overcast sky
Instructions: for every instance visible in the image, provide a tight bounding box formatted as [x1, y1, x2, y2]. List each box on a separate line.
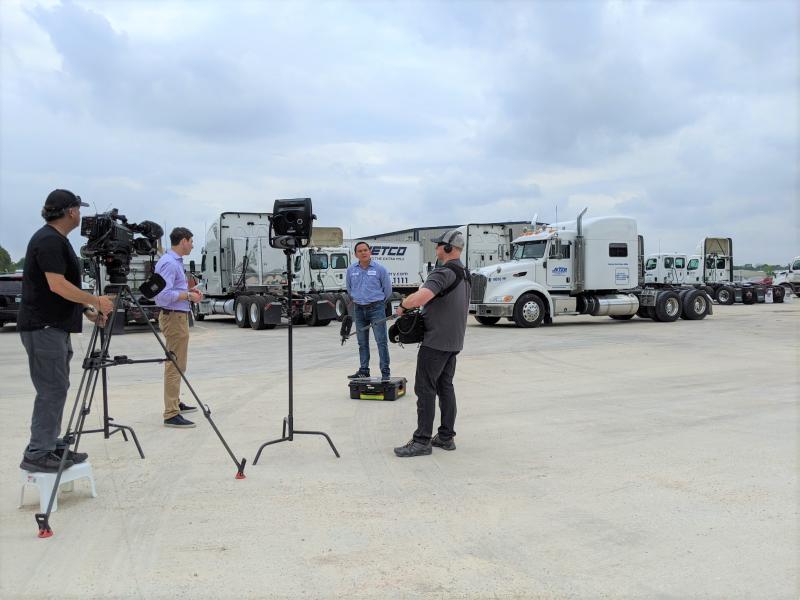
[1, 0, 797, 265]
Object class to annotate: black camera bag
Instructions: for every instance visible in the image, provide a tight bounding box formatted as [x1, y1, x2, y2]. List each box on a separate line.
[388, 263, 469, 345]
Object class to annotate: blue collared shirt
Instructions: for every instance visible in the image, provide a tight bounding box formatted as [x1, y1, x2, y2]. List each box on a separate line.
[346, 259, 392, 305]
[154, 250, 190, 311]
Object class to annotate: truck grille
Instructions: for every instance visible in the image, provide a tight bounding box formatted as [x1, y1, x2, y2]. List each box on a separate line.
[470, 273, 487, 303]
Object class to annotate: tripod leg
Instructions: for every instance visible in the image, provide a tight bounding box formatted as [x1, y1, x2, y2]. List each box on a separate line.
[73, 291, 146, 458]
[124, 288, 247, 477]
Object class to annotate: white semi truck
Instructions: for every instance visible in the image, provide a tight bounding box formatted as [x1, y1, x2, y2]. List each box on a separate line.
[694, 237, 786, 304]
[771, 256, 800, 297]
[195, 213, 422, 330]
[644, 253, 703, 286]
[195, 212, 344, 329]
[470, 209, 712, 328]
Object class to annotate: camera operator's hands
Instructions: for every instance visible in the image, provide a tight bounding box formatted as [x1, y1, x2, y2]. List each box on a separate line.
[85, 308, 108, 328]
[95, 295, 114, 315]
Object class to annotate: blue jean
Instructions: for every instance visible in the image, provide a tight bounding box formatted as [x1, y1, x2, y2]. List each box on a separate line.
[354, 302, 390, 376]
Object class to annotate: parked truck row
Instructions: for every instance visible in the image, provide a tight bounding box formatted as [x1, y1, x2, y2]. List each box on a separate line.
[644, 237, 789, 305]
[469, 209, 712, 328]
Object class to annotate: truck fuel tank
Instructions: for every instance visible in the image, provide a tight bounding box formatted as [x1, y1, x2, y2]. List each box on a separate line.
[580, 294, 639, 316]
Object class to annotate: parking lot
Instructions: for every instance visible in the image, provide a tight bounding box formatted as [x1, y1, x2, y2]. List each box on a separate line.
[0, 302, 797, 599]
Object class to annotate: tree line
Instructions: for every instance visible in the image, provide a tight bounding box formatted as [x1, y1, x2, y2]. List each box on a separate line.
[0, 244, 25, 272]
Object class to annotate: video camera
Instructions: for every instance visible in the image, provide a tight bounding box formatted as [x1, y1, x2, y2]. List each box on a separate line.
[80, 209, 163, 284]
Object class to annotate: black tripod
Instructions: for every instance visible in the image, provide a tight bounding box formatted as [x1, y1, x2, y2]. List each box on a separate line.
[253, 248, 340, 463]
[35, 271, 247, 538]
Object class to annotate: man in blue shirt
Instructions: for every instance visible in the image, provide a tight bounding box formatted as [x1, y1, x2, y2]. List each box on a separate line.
[155, 227, 203, 428]
[346, 241, 392, 380]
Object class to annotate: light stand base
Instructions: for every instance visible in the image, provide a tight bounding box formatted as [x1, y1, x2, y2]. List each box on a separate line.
[253, 416, 340, 464]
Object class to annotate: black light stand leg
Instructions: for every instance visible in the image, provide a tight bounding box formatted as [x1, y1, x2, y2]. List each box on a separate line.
[253, 249, 339, 465]
[123, 287, 247, 479]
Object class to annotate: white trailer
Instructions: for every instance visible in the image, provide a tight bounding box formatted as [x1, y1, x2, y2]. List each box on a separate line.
[470, 209, 712, 328]
[362, 221, 534, 270]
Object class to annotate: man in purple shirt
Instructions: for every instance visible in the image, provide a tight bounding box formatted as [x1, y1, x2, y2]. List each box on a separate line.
[154, 227, 203, 428]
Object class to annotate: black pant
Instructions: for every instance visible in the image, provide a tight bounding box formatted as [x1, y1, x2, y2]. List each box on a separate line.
[20, 328, 73, 460]
[413, 346, 459, 444]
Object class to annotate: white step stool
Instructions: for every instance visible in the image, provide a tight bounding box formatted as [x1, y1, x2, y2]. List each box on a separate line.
[19, 461, 97, 512]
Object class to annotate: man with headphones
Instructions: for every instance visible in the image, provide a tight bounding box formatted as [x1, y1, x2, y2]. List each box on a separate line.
[393, 229, 470, 457]
[17, 189, 114, 473]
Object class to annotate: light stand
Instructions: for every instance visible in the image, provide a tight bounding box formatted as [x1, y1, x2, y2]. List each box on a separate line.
[253, 245, 340, 463]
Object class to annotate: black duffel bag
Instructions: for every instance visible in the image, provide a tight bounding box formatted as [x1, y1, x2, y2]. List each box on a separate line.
[388, 263, 470, 345]
[388, 310, 425, 344]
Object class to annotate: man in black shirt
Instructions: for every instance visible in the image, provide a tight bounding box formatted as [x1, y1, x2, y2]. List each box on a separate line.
[18, 189, 113, 473]
[393, 229, 470, 457]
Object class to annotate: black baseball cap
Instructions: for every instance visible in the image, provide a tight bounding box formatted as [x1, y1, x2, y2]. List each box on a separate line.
[44, 189, 89, 210]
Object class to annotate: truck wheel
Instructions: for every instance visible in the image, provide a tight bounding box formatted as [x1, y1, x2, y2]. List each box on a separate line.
[235, 296, 251, 327]
[191, 303, 204, 322]
[716, 286, 735, 305]
[249, 296, 267, 330]
[772, 285, 785, 303]
[741, 287, 755, 305]
[654, 291, 681, 322]
[512, 293, 545, 328]
[475, 316, 501, 326]
[704, 285, 715, 297]
[780, 283, 793, 298]
[681, 289, 708, 320]
[636, 305, 650, 319]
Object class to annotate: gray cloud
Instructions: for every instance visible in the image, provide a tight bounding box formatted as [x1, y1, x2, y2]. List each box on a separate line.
[1, 0, 797, 265]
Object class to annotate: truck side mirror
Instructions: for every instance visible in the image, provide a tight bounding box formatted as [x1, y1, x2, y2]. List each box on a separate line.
[189, 260, 196, 272]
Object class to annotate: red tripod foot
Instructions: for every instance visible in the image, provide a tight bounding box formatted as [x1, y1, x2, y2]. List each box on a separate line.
[35, 514, 53, 538]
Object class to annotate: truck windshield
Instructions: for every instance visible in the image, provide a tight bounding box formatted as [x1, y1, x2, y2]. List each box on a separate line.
[512, 241, 548, 260]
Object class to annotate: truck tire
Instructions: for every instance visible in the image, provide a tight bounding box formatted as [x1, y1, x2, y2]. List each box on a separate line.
[741, 287, 755, 305]
[654, 291, 681, 322]
[680, 289, 708, 320]
[235, 296, 251, 327]
[772, 285, 785, 303]
[636, 305, 651, 319]
[191, 302, 204, 322]
[475, 316, 501, 326]
[249, 296, 268, 330]
[512, 293, 545, 328]
[704, 285, 715, 297]
[780, 283, 793, 298]
[716, 285, 735, 305]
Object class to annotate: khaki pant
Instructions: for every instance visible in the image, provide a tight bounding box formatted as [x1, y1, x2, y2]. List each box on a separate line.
[159, 311, 190, 419]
